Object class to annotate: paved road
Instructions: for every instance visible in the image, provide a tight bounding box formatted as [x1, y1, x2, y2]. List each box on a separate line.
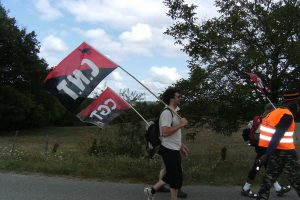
[0, 173, 298, 200]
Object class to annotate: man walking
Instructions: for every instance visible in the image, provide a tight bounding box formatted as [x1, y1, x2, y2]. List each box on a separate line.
[144, 87, 188, 200]
[156, 156, 188, 198]
[256, 91, 300, 199]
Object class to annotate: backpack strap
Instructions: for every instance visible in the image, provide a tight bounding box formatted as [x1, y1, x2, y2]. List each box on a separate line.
[164, 107, 174, 115]
[159, 108, 174, 138]
[162, 107, 174, 126]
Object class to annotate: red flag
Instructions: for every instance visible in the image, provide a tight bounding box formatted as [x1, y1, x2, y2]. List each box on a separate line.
[76, 87, 130, 128]
[44, 42, 119, 111]
[247, 73, 270, 95]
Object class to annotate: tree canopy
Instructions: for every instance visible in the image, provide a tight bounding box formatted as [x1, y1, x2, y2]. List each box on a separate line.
[164, 0, 300, 134]
[0, 4, 65, 131]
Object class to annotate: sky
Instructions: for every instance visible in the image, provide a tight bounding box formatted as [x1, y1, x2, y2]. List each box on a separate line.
[1, 0, 219, 101]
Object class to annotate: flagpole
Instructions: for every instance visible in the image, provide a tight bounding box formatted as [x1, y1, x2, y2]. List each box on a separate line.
[126, 101, 150, 127]
[118, 66, 181, 118]
[118, 66, 164, 104]
[266, 97, 276, 109]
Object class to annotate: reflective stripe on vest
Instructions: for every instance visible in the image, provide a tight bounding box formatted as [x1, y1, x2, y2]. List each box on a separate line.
[258, 108, 295, 150]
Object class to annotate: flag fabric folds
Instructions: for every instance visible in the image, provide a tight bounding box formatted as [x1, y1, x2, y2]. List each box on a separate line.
[44, 42, 119, 112]
[247, 73, 270, 96]
[76, 87, 130, 128]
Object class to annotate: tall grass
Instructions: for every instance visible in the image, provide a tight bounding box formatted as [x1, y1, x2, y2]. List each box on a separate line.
[0, 124, 299, 185]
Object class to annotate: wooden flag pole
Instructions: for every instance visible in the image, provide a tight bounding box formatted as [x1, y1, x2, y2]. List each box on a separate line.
[266, 97, 276, 109]
[126, 101, 150, 127]
[118, 66, 181, 118]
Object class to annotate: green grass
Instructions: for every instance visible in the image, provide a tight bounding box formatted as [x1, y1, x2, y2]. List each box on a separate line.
[0, 125, 299, 186]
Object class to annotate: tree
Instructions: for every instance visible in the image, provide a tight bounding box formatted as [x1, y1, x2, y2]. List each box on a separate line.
[164, 0, 300, 134]
[0, 4, 64, 130]
[173, 67, 259, 135]
[119, 88, 146, 104]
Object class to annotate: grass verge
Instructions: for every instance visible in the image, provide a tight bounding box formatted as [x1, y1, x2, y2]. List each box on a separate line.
[0, 125, 299, 186]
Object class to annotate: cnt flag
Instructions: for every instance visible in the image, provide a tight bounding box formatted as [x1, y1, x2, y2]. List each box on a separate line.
[44, 42, 119, 112]
[247, 72, 270, 96]
[76, 87, 131, 128]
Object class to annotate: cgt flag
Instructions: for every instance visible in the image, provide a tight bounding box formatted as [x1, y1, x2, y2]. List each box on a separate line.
[44, 42, 119, 112]
[247, 72, 270, 96]
[76, 87, 130, 128]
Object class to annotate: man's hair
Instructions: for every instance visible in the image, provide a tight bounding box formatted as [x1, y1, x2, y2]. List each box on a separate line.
[162, 87, 181, 105]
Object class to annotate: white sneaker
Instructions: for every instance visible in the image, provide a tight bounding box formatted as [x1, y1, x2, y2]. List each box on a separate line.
[144, 187, 155, 200]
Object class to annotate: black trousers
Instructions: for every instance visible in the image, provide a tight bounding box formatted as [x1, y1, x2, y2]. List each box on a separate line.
[160, 145, 182, 189]
[248, 146, 267, 180]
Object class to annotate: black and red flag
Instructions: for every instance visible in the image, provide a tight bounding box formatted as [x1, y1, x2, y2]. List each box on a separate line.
[246, 72, 270, 96]
[44, 42, 119, 112]
[76, 87, 131, 128]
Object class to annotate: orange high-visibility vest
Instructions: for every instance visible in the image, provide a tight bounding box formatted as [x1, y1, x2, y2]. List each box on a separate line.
[259, 108, 295, 150]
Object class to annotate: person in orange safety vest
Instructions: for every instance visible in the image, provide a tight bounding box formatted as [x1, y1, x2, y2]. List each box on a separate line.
[241, 103, 291, 198]
[256, 91, 300, 200]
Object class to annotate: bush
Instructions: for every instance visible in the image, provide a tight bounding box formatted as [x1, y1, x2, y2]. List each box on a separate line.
[87, 121, 146, 158]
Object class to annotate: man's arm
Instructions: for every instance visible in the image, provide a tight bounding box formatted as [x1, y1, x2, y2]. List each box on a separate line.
[265, 114, 293, 156]
[162, 118, 187, 137]
[180, 143, 190, 158]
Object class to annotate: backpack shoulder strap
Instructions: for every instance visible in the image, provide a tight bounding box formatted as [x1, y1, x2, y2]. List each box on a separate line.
[162, 107, 174, 126]
[159, 107, 174, 137]
[163, 107, 174, 117]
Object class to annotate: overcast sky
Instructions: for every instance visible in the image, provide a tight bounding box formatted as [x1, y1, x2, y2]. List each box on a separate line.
[1, 0, 219, 100]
